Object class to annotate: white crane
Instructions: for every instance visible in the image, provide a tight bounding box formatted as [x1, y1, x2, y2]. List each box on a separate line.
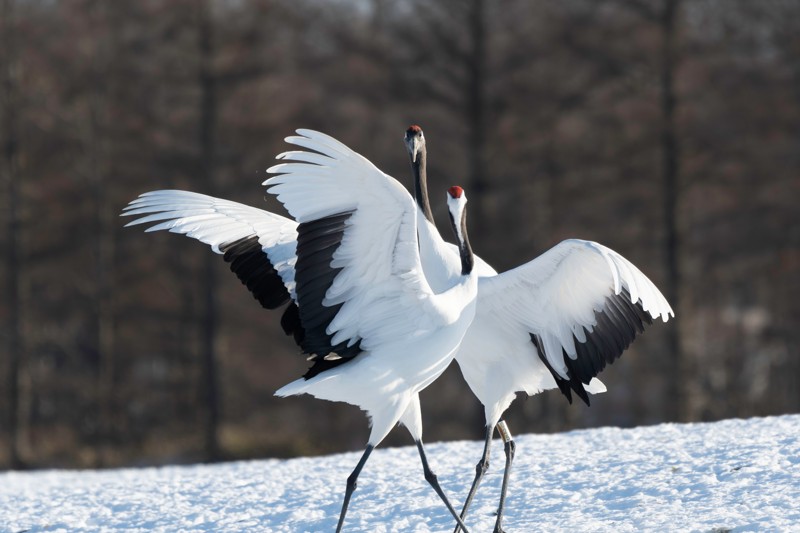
[122, 130, 480, 532]
[403, 125, 674, 533]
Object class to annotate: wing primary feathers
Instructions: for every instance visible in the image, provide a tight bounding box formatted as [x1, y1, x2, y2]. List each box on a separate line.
[530, 334, 575, 405]
[531, 287, 658, 406]
[607, 293, 644, 336]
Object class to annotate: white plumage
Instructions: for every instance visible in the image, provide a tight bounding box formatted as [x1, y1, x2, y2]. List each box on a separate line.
[123, 131, 480, 532]
[460, 239, 672, 424]
[265, 130, 478, 448]
[403, 125, 674, 533]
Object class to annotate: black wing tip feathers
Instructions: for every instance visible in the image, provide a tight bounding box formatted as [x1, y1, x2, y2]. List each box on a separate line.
[532, 288, 652, 407]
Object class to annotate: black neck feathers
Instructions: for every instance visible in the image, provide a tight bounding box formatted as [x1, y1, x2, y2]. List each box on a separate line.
[449, 208, 474, 276]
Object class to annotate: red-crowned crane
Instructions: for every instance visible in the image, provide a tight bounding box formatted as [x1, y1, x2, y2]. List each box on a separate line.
[404, 125, 674, 533]
[122, 130, 479, 533]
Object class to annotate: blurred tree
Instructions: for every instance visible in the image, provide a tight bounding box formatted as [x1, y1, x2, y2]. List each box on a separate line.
[83, 0, 120, 467]
[195, 0, 221, 463]
[658, 0, 684, 421]
[1, 0, 25, 469]
[0, 0, 797, 469]
[614, 0, 686, 421]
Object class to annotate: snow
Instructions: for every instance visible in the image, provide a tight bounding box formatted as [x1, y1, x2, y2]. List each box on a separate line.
[1, 415, 798, 532]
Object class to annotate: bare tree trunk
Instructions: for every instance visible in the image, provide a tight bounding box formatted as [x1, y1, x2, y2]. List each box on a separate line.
[660, 0, 684, 421]
[197, 0, 221, 462]
[93, 89, 117, 467]
[2, 0, 24, 470]
[84, 0, 118, 467]
[96, 195, 116, 464]
[466, 0, 487, 223]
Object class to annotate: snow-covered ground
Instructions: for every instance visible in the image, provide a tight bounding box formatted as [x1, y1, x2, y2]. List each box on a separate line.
[1, 415, 798, 532]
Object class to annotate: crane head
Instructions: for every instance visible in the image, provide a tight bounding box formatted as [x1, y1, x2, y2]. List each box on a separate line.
[404, 125, 425, 163]
[446, 185, 468, 227]
[446, 185, 470, 262]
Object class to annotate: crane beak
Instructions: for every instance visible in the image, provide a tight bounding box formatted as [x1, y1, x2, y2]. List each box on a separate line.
[405, 135, 421, 163]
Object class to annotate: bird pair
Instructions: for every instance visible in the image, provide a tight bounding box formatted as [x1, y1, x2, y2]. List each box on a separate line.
[123, 126, 673, 532]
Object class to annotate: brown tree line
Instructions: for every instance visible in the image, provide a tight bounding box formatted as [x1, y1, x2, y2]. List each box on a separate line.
[0, 0, 797, 468]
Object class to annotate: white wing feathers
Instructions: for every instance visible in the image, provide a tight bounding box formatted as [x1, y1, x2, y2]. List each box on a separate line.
[479, 239, 673, 380]
[264, 129, 442, 352]
[121, 190, 298, 299]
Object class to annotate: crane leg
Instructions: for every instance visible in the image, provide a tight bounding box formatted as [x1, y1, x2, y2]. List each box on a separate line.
[415, 440, 471, 533]
[336, 444, 374, 533]
[493, 420, 516, 533]
[453, 424, 494, 533]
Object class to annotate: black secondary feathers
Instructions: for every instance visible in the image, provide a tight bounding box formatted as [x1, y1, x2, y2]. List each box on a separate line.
[221, 236, 291, 310]
[220, 236, 303, 344]
[295, 211, 363, 379]
[532, 287, 653, 406]
[220, 214, 365, 380]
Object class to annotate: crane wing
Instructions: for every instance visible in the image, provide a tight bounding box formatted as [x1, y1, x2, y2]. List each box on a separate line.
[265, 130, 447, 376]
[121, 190, 302, 341]
[476, 239, 673, 404]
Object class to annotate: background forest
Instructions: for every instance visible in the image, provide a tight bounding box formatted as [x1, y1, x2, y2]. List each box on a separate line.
[1, 0, 798, 469]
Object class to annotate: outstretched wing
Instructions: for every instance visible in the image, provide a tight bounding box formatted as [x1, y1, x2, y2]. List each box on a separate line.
[121, 190, 302, 341]
[265, 130, 447, 376]
[476, 239, 673, 404]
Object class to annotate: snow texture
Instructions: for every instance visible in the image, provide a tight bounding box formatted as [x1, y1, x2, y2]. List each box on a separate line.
[1, 415, 798, 532]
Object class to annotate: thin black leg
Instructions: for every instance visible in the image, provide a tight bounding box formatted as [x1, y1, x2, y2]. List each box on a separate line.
[336, 444, 374, 533]
[494, 421, 516, 533]
[453, 424, 494, 533]
[415, 440, 471, 533]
